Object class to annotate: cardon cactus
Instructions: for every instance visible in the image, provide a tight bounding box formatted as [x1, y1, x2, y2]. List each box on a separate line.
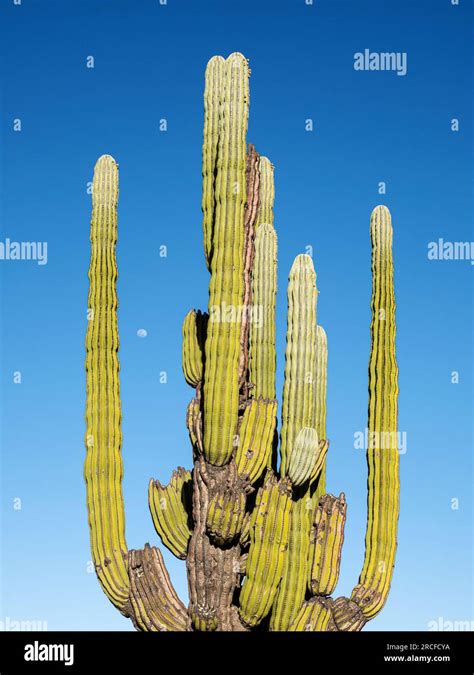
[84, 52, 400, 631]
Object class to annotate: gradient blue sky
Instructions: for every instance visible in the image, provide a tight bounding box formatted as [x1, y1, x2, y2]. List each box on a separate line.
[1, 0, 472, 631]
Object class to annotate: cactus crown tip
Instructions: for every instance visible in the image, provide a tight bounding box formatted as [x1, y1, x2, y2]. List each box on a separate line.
[291, 253, 315, 271]
[96, 153, 117, 165]
[371, 204, 391, 219]
[316, 324, 327, 338]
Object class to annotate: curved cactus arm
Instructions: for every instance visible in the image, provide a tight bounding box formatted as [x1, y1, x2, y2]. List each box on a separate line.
[148, 468, 193, 559]
[286, 427, 322, 487]
[249, 223, 278, 400]
[84, 154, 130, 613]
[269, 493, 312, 631]
[239, 472, 292, 627]
[202, 55, 225, 269]
[314, 325, 328, 500]
[203, 52, 250, 466]
[349, 205, 400, 622]
[308, 492, 347, 596]
[182, 310, 208, 388]
[280, 254, 318, 476]
[128, 545, 190, 631]
[255, 156, 275, 227]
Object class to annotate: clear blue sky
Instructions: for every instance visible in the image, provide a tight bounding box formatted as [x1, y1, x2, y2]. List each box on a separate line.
[1, 0, 472, 631]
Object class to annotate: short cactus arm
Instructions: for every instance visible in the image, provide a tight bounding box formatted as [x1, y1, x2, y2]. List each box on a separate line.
[182, 309, 208, 388]
[235, 397, 277, 483]
[350, 205, 400, 620]
[255, 156, 275, 227]
[148, 468, 193, 560]
[269, 493, 312, 631]
[203, 53, 250, 466]
[239, 472, 292, 627]
[308, 493, 347, 596]
[84, 155, 130, 614]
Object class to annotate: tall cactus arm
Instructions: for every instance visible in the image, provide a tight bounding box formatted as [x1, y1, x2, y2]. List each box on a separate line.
[249, 223, 278, 400]
[255, 156, 274, 227]
[84, 154, 130, 613]
[202, 55, 225, 269]
[203, 53, 250, 466]
[350, 205, 400, 620]
[314, 325, 328, 500]
[280, 254, 318, 476]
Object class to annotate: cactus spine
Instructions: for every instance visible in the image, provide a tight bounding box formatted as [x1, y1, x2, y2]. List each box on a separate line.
[85, 56, 400, 633]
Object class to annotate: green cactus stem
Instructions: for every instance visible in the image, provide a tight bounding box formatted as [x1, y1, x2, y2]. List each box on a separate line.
[84, 155, 129, 613]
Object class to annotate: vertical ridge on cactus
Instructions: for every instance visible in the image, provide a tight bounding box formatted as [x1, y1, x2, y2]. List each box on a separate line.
[84, 55, 400, 632]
